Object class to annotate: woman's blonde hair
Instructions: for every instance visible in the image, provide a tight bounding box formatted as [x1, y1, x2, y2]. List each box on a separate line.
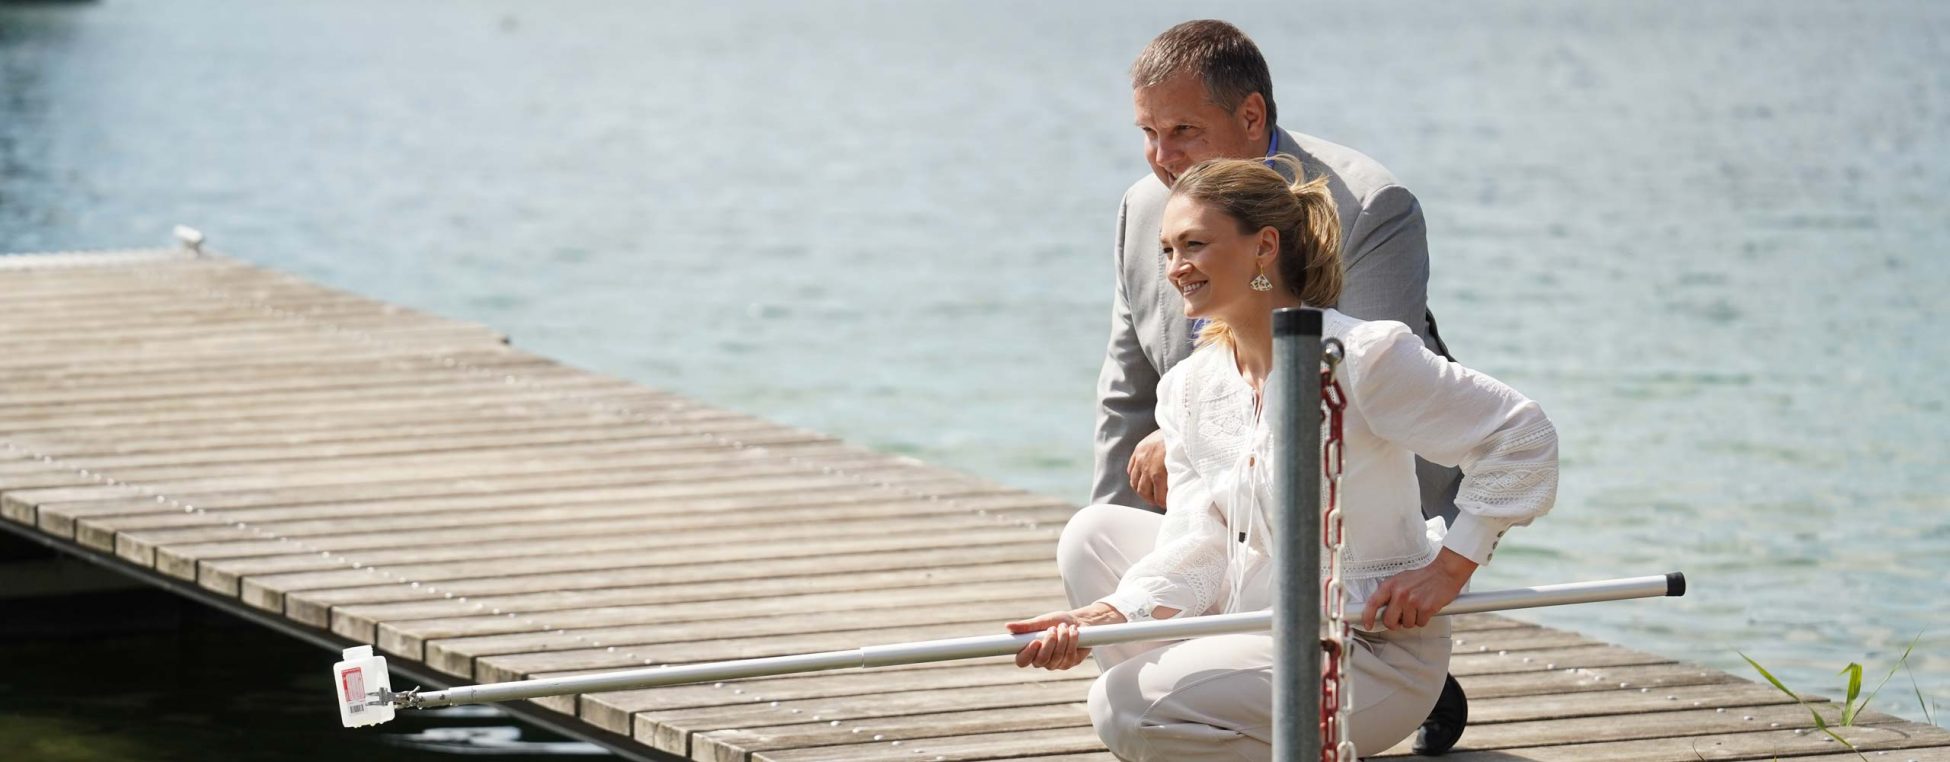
[1170, 155, 1343, 347]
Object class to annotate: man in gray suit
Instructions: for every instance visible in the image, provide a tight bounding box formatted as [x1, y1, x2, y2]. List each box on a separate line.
[1094, 19, 1456, 517]
[1088, 19, 1467, 753]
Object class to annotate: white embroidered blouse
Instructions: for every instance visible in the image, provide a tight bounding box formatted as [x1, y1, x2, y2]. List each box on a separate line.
[1097, 309, 1558, 623]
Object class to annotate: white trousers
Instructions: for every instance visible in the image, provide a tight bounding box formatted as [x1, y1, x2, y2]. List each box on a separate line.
[1059, 504, 1451, 761]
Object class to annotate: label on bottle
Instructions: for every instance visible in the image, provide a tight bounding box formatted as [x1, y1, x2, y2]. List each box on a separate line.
[341, 667, 366, 713]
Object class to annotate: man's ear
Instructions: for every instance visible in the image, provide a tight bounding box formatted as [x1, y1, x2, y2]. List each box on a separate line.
[1236, 92, 1268, 141]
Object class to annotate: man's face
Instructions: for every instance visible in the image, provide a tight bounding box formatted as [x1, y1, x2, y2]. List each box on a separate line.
[1133, 73, 1264, 187]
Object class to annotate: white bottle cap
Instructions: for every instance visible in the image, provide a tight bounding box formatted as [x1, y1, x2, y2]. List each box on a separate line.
[343, 645, 374, 659]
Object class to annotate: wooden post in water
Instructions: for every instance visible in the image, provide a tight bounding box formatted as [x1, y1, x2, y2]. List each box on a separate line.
[1271, 307, 1323, 762]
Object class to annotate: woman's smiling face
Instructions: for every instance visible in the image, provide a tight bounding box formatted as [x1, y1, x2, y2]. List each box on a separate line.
[1161, 194, 1273, 321]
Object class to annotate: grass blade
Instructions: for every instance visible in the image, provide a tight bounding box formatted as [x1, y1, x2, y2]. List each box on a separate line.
[1740, 652, 1862, 757]
[1861, 631, 1925, 724]
[1840, 662, 1863, 725]
[1740, 652, 1801, 700]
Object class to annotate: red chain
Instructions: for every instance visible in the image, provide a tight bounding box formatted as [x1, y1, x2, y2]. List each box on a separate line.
[1318, 363, 1354, 761]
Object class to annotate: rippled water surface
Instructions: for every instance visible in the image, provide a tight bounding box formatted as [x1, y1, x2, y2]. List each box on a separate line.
[2, 0, 1945, 748]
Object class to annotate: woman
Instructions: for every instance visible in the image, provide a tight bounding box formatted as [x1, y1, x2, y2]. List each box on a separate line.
[1005, 157, 1557, 760]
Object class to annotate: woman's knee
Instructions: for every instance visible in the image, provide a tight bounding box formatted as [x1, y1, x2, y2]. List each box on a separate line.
[1056, 504, 1138, 581]
[1087, 669, 1144, 760]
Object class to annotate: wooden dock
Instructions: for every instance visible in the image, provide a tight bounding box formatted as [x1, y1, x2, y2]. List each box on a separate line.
[2, 249, 1944, 761]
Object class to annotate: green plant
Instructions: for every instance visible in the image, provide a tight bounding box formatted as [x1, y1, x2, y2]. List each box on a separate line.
[1862, 632, 1933, 727]
[1738, 631, 1934, 761]
[1738, 651, 1856, 754]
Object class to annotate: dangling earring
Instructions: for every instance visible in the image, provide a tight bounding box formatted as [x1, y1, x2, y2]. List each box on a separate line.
[1250, 265, 1273, 292]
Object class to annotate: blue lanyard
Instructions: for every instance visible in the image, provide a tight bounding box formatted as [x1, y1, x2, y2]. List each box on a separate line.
[1263, 129, 1280, 167]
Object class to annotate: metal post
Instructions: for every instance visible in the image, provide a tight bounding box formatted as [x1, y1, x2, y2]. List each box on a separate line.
[386, 573, 1686, 712]
[1271, 307, 1323, 762]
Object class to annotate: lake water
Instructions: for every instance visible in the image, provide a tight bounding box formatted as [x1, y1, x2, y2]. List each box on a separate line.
[1, 0, 1944, 753]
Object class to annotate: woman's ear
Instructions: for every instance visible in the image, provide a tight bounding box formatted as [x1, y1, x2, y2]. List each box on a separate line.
[1256, 226, 1281, 268]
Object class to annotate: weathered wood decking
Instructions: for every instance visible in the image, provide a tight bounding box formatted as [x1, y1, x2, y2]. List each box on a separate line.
[2, 249, 1944, 761]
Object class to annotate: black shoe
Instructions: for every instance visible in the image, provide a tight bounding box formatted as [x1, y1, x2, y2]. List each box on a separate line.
[1413, 673, 1468, 755]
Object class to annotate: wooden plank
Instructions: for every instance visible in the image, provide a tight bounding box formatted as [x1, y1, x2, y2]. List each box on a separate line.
[198, 505, 1073, 595]
[285, 528, 1056, 628]
[1459, 662, 1743, 700]
[133, 482, 1037, 569]
[511, 621, 1078, 691]
[1465, 682, 1814, 724]
[0, 341, 529, 385]
[579, 660, 1093, 734]
[1449, 613, 1539, 632]
[1447, 627, 1596, 651]
[1766, 748, 1950, 761]
[251, 529, 1057, 616]
[127, 478, 1022, 570]
[21, 443, 885, 540]
[376, 560, 1059, 657]
[15, 423, 839, 494]
[81, 465, 951, 557]
[0, 353, 555, 407]
[1400, 720, 1950, 760]
[0, 248, 193, 270]
[0, 311, 494, 353]
[1374, 703, 1910, 756]
[0, 385, 684, 436]
[37, 420, 826, 503]
[462, 603, 1070, 686]
[0, 366, 623, 421]
[14, 394, 702, 454]
[0, 371, 633, 429]
[0, 289, 449, 323]
[0, 333, 509, 381]
[47, 416, 800, 474]
[635, 681, 1094, 758]
[698, 704, 1092, 762]
[426, 589, 1066, 678]
[24, 407, 699, 459]
[1450, 644, 1673, 677]
[50, 450, 896, 549]
[0, 324, 505, 366]
[64, 446, 926, 540]
[753, 725, 1105, 762]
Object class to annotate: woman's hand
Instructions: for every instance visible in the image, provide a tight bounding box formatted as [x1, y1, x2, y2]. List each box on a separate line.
[1006, 603, 1127, 671]
[1361, 549, 1478, 631]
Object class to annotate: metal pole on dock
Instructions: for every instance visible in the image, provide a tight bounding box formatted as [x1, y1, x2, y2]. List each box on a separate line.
[349, 573, 1684, 721]
[1271, 307, 1323, 762]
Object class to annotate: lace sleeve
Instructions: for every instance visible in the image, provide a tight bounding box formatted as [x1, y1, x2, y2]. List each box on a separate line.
[1346, 322, 1558, 565]
[1096, 365, 1233, 620]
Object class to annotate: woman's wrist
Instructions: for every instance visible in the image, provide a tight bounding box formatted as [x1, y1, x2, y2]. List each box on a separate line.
[1074, 602, 1128, 626]
[1433, 547, 1479, 582]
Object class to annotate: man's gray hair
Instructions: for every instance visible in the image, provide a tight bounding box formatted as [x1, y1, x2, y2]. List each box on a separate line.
[1130, 20, 1278, 129]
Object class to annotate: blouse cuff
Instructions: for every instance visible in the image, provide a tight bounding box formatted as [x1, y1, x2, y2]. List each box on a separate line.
[1096, 589, 1157, 622]
[1443, 512, 1514, 566]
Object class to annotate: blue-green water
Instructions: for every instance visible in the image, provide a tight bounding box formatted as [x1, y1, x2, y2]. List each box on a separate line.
[1, 0, 1945, 754]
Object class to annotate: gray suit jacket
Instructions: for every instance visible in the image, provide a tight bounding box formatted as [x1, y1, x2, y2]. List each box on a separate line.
[1091, 127, 1460, 517]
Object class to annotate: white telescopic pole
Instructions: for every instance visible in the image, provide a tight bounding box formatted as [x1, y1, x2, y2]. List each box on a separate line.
[394, 573, 1684, 711]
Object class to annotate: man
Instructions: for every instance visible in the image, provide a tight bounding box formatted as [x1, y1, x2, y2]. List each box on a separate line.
[1086, 19, 1467, 754]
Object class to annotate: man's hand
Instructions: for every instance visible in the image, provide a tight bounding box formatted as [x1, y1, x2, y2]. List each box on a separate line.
[1361, 549, 1477, 631]
[1127, 429, 1169, 509]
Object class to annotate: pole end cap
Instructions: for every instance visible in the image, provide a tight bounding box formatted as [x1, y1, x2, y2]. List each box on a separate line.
[1664, 572, 1687, 597]
[1273, 307, 1323, 337]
